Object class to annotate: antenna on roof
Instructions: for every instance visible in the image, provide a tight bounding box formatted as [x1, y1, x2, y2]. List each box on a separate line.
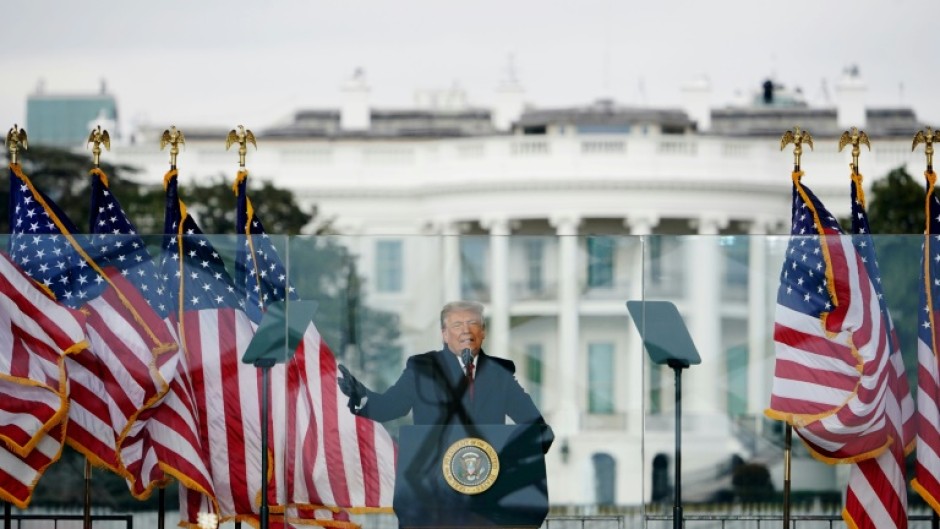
[501, 54, 520, 88]
[602, 0, 612, 98]
[818, 78, 830, 105]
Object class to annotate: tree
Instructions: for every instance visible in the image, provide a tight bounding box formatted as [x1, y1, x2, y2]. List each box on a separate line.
[867, 166, 926, 234]
[282, 237, 401, 389]
[864, 165, 925, 417]
[175, 173, 319, 235]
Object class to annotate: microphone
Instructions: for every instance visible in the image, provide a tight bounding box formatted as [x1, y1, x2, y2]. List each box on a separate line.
[461, 348, 473, 373]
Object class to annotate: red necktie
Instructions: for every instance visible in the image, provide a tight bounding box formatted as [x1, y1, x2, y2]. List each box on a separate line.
[466, 360, 475, 401]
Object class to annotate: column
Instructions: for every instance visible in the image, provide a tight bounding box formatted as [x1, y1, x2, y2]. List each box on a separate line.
[438, 220, 462, 304]
[481, 216, 511, 359]
[549, 213, 581, 437]
[686, 215, 727, 415]
[623, 214, 659, 434]
[747, 218, 771, 426]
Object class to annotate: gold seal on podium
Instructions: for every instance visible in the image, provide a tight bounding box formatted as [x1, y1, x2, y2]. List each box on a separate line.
[441, 437, 500, 495]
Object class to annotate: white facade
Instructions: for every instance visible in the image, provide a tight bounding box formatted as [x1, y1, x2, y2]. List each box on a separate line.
[109, 78, 924, 506]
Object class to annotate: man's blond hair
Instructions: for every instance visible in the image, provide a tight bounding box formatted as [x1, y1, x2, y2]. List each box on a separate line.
[440, 300, 485, 329]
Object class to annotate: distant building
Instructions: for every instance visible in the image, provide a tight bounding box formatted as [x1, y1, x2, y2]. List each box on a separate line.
[26, 79, 118, 147]
[111, 67, 925, 506]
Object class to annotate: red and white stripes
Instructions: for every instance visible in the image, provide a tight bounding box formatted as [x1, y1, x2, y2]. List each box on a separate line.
[0, 252, 86, 508]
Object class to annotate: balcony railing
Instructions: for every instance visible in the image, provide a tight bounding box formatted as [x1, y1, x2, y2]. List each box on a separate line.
[511, 280, 559, 301]
[581, 278, 632, 300]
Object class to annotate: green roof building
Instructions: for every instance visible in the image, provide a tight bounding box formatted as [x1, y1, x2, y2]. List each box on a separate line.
[26, 82, 118, 147]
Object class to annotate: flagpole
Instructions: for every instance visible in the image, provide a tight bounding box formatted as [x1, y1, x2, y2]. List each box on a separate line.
[0, 131, 21, 511]
[83, 126, 110, 529]
[160, 126, 187, 527]
[778, 127, 813, 529]
[158, 489, 165, 529]
[914, 128, 940, 529]
[783, 425, 792, 529]
[258, 360, 274, 529]
[227, 126, 266, 529]
[83, 461, 92, 529]
[5, 130, 28, 527]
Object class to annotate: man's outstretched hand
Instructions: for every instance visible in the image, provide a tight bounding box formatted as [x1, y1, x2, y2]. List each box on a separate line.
[337, 364, 367, 413]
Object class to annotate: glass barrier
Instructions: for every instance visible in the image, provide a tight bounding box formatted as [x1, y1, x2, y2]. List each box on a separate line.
[1, 232, 933, 528]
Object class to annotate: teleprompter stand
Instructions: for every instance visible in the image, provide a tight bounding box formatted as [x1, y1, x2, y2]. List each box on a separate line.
[242, 299, 318, 529]
[627, 300, 701, 529]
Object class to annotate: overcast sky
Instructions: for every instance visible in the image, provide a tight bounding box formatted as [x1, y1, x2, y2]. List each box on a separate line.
[3, 0, 938, 135]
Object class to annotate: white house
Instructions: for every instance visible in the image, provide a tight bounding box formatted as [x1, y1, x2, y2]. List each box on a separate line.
[108, 66, 926, 506]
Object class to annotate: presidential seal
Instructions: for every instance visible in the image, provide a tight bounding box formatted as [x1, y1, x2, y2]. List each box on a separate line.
[441, 437, 499, 495]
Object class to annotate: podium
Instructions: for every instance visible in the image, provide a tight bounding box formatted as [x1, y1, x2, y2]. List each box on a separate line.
[394, 424, 549, 529]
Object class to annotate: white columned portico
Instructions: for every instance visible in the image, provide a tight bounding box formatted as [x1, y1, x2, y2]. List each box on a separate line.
[481, 216, 511, 359]
[549, 213, 582, 437]
[624, 214, 660, 434]
[686, 215, 728, 415]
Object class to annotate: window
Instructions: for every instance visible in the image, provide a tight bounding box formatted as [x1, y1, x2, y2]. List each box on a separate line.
[460, 237, 487, 300]
[375, 240, 403, 292]
[525, 343, 543, 407]
[649, 363, 662, 415]
[373, 344, 403, 390]
[524, 239, 544, 293]
[726, 344, 748, 416]
[723, 237, 749, 288]
[576, 124, 631, 134]
[588, 342, 615, 414]
[592, 453, 616, 505]
[648, 236, 665, 285]
[587, 236, 615, 288]
[651, 453, 670, 502]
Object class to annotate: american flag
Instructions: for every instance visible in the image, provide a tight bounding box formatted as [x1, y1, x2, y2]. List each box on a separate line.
[275, 322, 398, 520]
[233, 169, 396, 524]
[766, 173, 894, 463]
[913, 170, 940, 513]
[83, 168, 216, 503]
[0, 248, 87, 508]
[7, 164, 177, 477]
[233, 170, 295, 324]
[842, 173, 910, 529]
[162, 170, 263, 525]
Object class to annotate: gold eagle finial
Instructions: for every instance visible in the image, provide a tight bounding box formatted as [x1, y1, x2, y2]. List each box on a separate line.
[913, 127, 940, 173]
[780, 126, 814, 171]
[225, 125, 257, 168]
[838, 126, 870, 175]
[5, 124, 28, 165]
[160, 126, 186, 168]
[86, 125, 111, 167]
